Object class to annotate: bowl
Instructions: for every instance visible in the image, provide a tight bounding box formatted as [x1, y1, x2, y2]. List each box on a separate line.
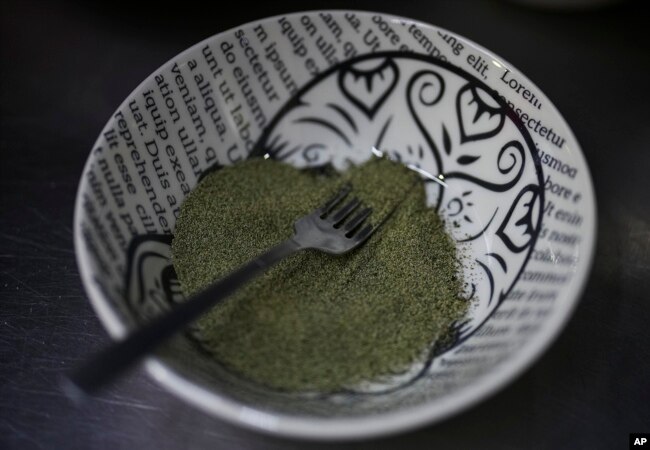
[74, 10, 596, 439]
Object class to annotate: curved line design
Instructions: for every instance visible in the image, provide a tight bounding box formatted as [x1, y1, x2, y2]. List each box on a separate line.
[476, 260, 496, 307]
[444, 140, 525, 192]
[406, 70, 446, 173]
[277, 145, 302, 161]
[123, 234, 179, 321]
[302, 143, 327, 162]
[374, 115, 393, 149]
[486, 252, 508, 273]
[293, 117, 352, 147]
[327, 102, 358, 133]
[446, 198, 463, 217]
[457, 208, 498, 243]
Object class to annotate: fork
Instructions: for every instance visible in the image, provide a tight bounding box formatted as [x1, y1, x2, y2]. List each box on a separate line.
[64, 185, 376, 398]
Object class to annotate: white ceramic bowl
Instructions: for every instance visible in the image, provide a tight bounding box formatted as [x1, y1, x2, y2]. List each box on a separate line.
[74, 10, 596, 440]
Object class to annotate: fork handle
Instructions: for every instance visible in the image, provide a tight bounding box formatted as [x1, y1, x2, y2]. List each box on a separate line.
[63, 238, 302, 399]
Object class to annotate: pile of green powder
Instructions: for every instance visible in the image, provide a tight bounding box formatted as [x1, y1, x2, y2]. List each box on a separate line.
[172, 157, 468, 392]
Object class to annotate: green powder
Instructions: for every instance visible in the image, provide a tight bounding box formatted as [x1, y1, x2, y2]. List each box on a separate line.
[172, 157, 468, 392]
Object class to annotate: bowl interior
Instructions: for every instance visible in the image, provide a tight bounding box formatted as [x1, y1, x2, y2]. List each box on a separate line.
[74, 11, 595, 438]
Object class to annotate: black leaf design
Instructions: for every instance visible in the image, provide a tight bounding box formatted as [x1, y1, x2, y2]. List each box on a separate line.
[496, 184, 541, 253]
[124, 234, 182, 322]
[339, 58, 399, 119]
[456, 84, 505, 143]
[443, 125, 452, 155]
[457, 155, 481, 165]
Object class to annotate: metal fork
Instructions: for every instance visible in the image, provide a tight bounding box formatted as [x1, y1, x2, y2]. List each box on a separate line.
[64, 185, 375, 398]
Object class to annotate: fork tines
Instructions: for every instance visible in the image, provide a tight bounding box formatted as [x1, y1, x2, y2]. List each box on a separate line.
[320, 186, 373, 239]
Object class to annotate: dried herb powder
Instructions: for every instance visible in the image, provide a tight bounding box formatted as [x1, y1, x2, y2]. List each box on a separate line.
[172, 157, 468, 392]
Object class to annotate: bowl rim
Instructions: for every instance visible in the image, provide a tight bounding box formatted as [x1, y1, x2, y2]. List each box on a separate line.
[73, 9, 598, 440]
